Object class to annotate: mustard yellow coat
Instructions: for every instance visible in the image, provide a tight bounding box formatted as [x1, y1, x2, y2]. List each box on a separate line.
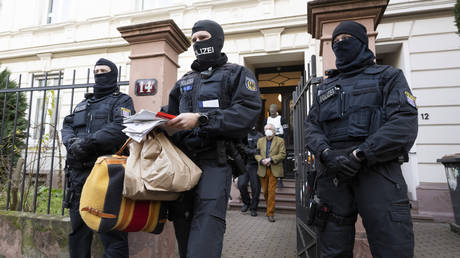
[255, 136, 286, 178]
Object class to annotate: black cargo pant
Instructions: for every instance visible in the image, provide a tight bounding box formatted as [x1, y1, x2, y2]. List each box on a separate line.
[237, 163, 261, 211]
[68, 193, 129, 258]
[316, 161, 414, 258]
[172, 159, 233, 258]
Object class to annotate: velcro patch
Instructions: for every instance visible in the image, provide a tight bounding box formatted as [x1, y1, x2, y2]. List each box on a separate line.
[180, 78, 194, 86]
[181, 85, 193, 93]
[74, 104, 86, 112]
[121, 107, 131, 118]
[318, 87, 337, 104]
[245, 77, 257, 92]
[404, 91, 416, 108]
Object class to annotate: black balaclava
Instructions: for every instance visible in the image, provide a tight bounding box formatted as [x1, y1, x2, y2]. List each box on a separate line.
[94, 58, 118, 98]
[191, 20, 228, 71]
[332, 21, 375, 74]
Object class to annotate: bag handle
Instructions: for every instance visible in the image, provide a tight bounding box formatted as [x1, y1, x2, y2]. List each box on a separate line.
[116, 130, 159, 156]
[116, 138, 133, 156]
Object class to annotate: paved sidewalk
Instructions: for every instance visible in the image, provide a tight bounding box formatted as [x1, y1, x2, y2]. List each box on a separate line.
[223, 210, 297, 258]
[414, 222, 460, 258]
[222, 210, 460, 258]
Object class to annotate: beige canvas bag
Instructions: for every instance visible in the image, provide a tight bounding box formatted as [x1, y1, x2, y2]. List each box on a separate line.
[123, 131, 202, 200]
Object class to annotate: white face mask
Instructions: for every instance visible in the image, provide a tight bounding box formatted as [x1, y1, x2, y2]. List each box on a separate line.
[265, 130, 273, 137]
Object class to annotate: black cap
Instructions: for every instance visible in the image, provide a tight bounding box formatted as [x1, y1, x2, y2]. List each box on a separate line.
[332, 21, 368, 46]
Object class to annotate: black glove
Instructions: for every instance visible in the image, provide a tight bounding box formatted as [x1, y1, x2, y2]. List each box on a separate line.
[321, 148, 362, 178]
[320, 148, 344, 171]
[65, 137, 78, 151]
[336, 153, 362, 177]
[69, 138, 92, 160]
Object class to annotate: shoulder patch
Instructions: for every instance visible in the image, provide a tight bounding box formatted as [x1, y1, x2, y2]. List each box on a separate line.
[180, 78, 194, 86]
[404, 91, 416, 108]
[245, 77, 257, 92]
[121, 107, 132, 118]
[74, 103, 87, 112]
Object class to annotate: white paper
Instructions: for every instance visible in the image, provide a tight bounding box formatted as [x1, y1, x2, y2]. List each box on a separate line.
[122, 109, 169, 142]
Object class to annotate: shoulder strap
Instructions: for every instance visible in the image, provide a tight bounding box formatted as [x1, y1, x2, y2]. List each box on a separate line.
[220, 63, 241, 109]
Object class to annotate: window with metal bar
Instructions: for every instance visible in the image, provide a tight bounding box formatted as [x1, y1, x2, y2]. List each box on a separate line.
[31, 72, 63, 140]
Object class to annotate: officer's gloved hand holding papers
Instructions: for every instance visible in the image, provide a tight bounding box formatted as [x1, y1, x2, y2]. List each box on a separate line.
[122, 109, 177, 143]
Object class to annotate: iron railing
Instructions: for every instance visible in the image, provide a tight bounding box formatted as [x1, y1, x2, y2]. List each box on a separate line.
[0, 67, 128, 216]
[293, 55, 322, 258]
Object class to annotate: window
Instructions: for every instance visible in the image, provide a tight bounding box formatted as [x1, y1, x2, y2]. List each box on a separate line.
[32, 72, 63, 140]
[46, 0, 73, 24]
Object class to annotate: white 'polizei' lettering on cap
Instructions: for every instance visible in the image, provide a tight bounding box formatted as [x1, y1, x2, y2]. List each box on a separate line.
[195, 47, 214, 56]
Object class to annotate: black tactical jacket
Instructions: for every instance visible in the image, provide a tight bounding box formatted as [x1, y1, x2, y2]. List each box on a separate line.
[61, 92, 135, 168]
[166, 63, 262, 152]
[305, 64, 418, 166]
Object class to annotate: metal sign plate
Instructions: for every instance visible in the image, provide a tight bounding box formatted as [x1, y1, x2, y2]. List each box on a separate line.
[135, 79, 158, 96]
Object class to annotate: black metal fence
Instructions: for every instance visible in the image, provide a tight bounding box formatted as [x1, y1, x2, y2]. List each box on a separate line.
[0, 67, 128, 216]
[293, 55, 322, 258]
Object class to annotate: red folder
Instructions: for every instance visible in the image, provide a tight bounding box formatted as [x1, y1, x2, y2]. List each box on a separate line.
[156, 112, 176, 120]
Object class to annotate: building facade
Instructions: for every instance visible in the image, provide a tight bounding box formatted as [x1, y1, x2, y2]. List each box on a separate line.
[0, 0, 458, 220]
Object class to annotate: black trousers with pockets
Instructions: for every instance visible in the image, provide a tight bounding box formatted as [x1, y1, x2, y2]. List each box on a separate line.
[316, 161, 414, 258]
[172, 159, 232, 258]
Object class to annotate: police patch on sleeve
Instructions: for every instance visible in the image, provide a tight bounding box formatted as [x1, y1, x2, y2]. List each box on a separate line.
[121, 107, 131, 118]
[245, 77, 257, 92]
[404, 91, 416, 108]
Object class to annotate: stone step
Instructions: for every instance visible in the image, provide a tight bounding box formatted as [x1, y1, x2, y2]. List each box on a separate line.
[229, 202, 296, 214]
[247, 189, 296, 199]
[231, 194, 296, 207]
[411, 211, 435, 223]
[278, 179, 296, 188]
[257, 196, 296, 208]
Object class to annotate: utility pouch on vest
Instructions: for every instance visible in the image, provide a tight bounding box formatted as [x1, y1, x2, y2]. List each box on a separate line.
[318, 86, 343, 122]
[72, 105, 87, 127]
[315, 203, 330, 231]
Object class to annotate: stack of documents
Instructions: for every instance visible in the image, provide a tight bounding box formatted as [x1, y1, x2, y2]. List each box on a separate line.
[122, 110, 169, 142]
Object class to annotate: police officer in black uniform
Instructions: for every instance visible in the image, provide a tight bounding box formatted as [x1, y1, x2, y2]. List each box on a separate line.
[61, 58, 135, 258]
[304, 21, 418, 257]
[165, 20, 262, 258]
[238, 127, 263, 216]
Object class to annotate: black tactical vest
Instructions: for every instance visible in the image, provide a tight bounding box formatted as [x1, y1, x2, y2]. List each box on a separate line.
[177, 64, 236, 114]
[71, 92, 123, 138]
[317, 65, 391, 146]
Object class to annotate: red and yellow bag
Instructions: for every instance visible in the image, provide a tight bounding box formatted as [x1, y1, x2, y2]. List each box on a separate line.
[79, 143, 167, 233]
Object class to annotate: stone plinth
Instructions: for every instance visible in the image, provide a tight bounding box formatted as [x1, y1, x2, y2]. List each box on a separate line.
[307, 0, 389, 71]
[118, 19, 190, 113]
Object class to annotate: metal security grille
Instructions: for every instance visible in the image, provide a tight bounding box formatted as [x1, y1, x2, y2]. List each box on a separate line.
[293, 55, 322, 258]
[0, 67, 129, 216]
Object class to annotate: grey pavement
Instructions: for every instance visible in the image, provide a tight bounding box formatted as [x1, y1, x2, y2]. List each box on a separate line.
[223, 210, 297, 258]
[414, 222, 460, 258]
[221, 210, 460, 258]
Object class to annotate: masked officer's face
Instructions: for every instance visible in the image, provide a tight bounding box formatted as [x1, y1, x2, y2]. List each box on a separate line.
[94, 65, 111, 75]
[191, 31, 211, 43]
[333, 33, 353, 45]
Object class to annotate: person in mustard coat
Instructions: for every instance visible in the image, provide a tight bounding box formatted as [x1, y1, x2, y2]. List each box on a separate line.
[255, 123, 286, 222]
